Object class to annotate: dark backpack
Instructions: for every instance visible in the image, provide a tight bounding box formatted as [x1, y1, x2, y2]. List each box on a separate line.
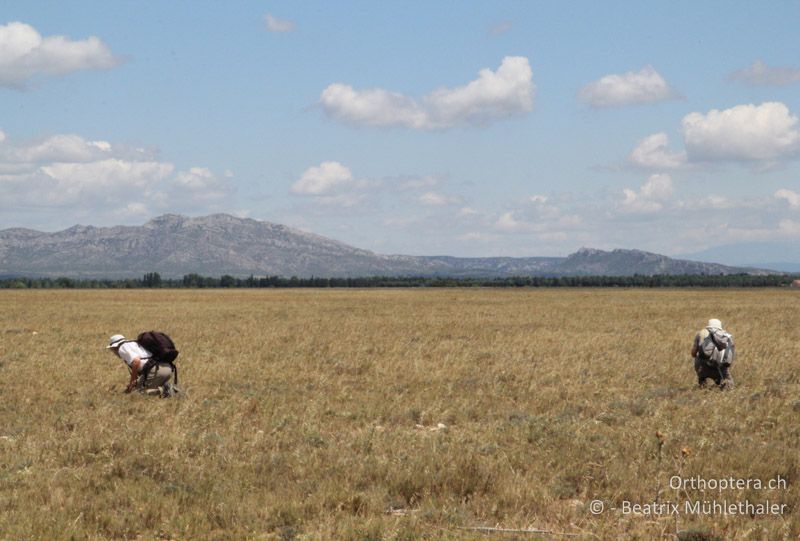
[136, 331, 180, 384]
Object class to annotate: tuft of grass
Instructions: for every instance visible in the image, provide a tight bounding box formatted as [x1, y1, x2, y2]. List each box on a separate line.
[678, 526, 723, 541]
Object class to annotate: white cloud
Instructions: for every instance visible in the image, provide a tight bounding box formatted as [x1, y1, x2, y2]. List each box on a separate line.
[628, 132, 687, 169]
[292, 161, 354, 195]
[494, 198, 559, 233]
[122, 202, 148, 216]
[264, 14, 296, 33]
[494, 210, 581, 234]
[527, 194, 564, 220]
[320, 56, 535, 130]
[423, 56, 535, 126]
[679, 195, 737, 211]
[290, 161, 383, 209]
[41, 159, 174, 192]
[175, 167, 216, 189]
[776, 188, 800, 209]
[418, 191, 462, 206]
[682, 102, 800, 162]
[729, 60, 800, 86]
[0, 158, 174, 208]
[708, 217, 800, 244]
[620, 189, 661, 214]
[619, 174, 673, 214]
[628, 102, 800, 168]
[495, 211, 526, 232]
[0, 129, 230, 214]
[458, 231, 499, 243]
[579, 65, 678, 108]
[0, 21, 119, 88]
[494, 196, 582, 234]
[640, 173, 674, 200]
[320, 85, 426, 128]
[707, 196, 737, 210]
[291, 163, 461, 211]
[172, 166, 232, 202]
[0, 134, 113, 164]
[0, 129, 6, 143]
[90, 140, 111, 151]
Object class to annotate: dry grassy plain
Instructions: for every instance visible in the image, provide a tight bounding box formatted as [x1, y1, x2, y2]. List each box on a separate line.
[1, 288, 798, 540]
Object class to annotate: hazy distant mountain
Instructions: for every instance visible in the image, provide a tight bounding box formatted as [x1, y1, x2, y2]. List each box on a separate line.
[678, 242, 800, 273]
[555, 247, 774, 275]
[0, 214, 773, 278]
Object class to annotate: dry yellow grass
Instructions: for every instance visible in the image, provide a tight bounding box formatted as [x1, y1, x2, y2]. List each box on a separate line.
[0, 288, 798, 540]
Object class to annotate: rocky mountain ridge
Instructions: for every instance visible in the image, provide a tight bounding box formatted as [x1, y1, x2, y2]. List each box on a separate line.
[0, 214, 770, 278]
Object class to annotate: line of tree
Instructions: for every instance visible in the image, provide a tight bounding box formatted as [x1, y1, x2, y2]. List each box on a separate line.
[1, 272, 798, 289]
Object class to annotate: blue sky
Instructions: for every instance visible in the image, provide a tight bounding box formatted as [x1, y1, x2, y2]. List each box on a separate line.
[1, 1, 799, 260]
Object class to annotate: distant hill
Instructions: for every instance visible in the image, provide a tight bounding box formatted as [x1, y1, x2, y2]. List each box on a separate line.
[550, 247, 769, 276]
[678, 242, 800, 273]
[0, 214, 772, 278]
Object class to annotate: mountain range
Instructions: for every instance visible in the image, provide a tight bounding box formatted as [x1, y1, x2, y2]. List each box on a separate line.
[0, 213, 775, 278]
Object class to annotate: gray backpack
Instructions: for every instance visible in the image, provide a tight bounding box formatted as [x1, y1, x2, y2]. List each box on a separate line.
[698, 329, 733, 365]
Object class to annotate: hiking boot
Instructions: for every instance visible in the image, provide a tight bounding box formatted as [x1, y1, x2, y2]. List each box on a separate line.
[161, 383, 173, 398]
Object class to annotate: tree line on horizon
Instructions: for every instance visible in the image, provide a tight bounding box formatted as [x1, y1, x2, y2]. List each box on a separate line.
[1, 271, 799, 289]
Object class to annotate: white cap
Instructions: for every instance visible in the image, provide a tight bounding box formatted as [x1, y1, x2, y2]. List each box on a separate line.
[707, 319, 723, 330]
[106, 334, 126, 349]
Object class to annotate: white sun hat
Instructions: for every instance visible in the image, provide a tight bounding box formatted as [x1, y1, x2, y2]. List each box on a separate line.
[707, 319, 723, 330]
[106, 334, 126, 349]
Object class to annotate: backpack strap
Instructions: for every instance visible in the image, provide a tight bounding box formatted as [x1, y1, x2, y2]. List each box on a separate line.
[133, 338, 154, 384]
[118, 340, 152, 379]
[697, 331, 717, 364]
[708, 330, 727, 350]
[138, 358, 177, 386]
[137, 357, 154, 386]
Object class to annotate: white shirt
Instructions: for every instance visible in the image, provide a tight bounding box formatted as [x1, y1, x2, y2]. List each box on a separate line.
[117, 341, 153, 369]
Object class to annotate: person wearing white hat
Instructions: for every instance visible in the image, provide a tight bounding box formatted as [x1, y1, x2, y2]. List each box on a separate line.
[106, 334, 174, 396]
[690, 319, 735, 389]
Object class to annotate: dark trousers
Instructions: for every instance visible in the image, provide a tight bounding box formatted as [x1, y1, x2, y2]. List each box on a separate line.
[694, 358, 733, 389]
